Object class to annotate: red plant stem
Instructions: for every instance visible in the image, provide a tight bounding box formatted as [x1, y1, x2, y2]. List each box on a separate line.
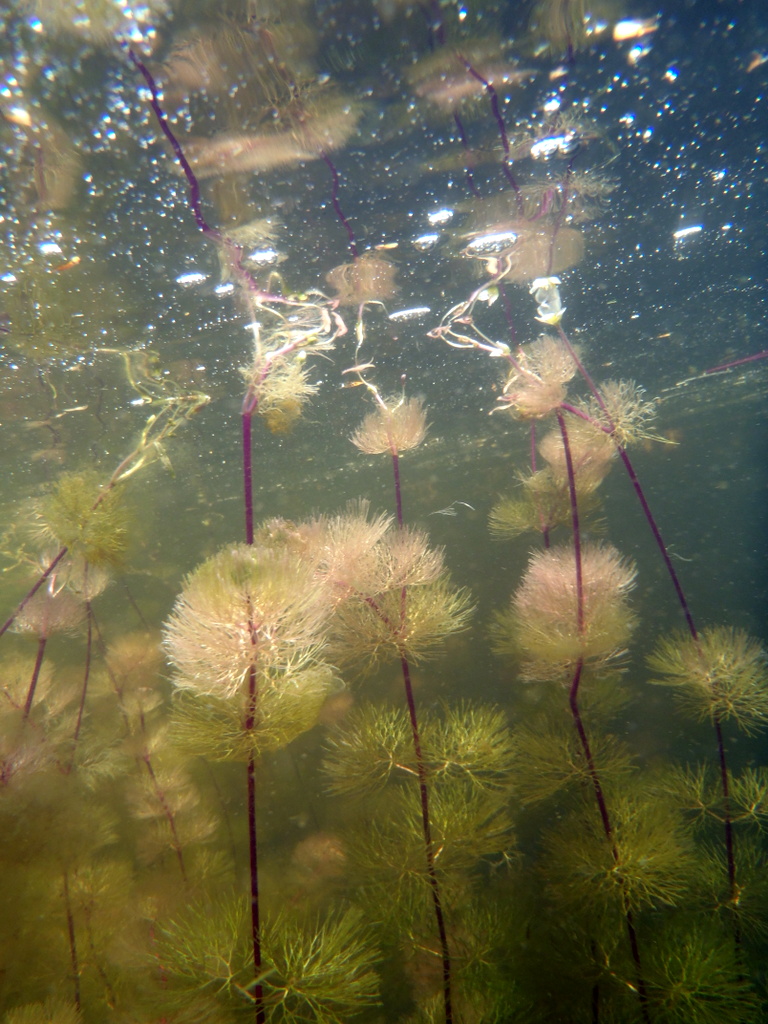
[63, 871, 81, 1012]
[527, 188, 556, 221]
[557, 413, 584, 633]
[23, 634, 48, 720]
[127, 51, 209, 235]
[73, 600, 93, 745]
[559, 415, 649, 1019]
[715, 717, 737, 907]
[0, 546, 68, 639]
[128, 48, 293, 307]
[457, 55, 523, 214]
[245, 665, 265, 1023]
[705, 349, 768, 374]
[427, 0, 446, 45]
[556, 326, 699, 642]
[140, 750, 188, 883]
[458, 57, 509, 154]
[615, 447, 698, 643]
[559, 325, 739, 970]
[401, 651, 453, 1024]
[243, 412, 255, 547]
[321, 151, 358, 261]
[497, 283, 518, 348]
[384, 438, 452, 1022]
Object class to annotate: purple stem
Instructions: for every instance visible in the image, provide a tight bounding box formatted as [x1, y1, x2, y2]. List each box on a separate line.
[141, 747, 188, 883]
[73, 600, 92, 746]
[384, 438, 452, 1022]
[497, 283, 518, 348]
[615, 448, 698, 642]
[527, 188, 556, 221]
[705, 349, 768, 374]
[391, 449, 404, 527]
[458, 56, 509, 153]
[426, 0, 446, 46]
[128, 48, 292, 307]
[557, 413, 583, 633]
[400, 651, 453, 1024]
[457, 55, 524, 214]
[63, 872, 81, 1012]
[127, 49, 213, 237]
[556, 326, 699, 640]
[23, 634, 48, 720]
[321, 152, 358, 261]
[0, 546, 68, 640]
[242, 412, 255, 547]
[131, 53, 266, 999]
[559, 414, 649, 1018]
[245, 666, 265, 1023]
[715, 718, 737, 911]
[559, 323, 738, 938]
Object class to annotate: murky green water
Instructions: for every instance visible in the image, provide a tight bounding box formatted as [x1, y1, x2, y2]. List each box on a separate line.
[1, 0, 767, 1021]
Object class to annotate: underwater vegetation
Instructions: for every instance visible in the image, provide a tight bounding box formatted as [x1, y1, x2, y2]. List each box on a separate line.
[1, 0, 767, 1023]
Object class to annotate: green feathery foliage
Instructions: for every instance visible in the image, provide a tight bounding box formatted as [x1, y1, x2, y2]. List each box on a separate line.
[164, 544, 333, 701]
[540, 791, 697, 919]
[511, 715, 634, 805]
[259, 907, 381, 1022]
[347, 780, 514, 899]
[2, 999, 81, 1024]
[489, 469, 602, 541]
[156, 897, 380, 1023]
[33, 471, 130, 568]
[399, 895, 536, 1024]
[322, 704, 415, 797]
[154, 898, 254, 1009]
[645, 921, 760, 1024]
[329, 578, 474, 670]
[171, 666, 339, 761]
[698, 835, 768, 935]
[647, 627, 768, 733]
[426, 703, 516, 791]
[660, 763, 768, 833]
[514, 903, 640, 1024]
[322, 702, 515, 799]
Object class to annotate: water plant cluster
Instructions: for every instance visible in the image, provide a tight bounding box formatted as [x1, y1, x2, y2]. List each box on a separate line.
[1, 1, 767, 1023]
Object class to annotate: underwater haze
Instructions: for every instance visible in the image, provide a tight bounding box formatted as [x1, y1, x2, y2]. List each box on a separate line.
[1, 0, 767, 1021]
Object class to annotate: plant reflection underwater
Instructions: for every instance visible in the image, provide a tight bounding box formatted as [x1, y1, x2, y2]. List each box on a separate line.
[1, 2, 767, 1023]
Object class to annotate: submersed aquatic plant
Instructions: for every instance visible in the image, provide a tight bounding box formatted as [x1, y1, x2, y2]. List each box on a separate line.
[510, 712, 634, 805]
[489, 467, 602, 541]
[541, 789, 698, 920]
[31, 472, 130, 570]
[2, 998, 82, 1024]
[351, 395, 428, 458]
[647, 627, 768, 734]
[493, 542, 637, 680]
[303, 506, 473, 670]
[644, 921, 761, 1024]
[326, 253, 399, 308]
[164, 539, 341, 1021]
[323, 703, 516, 799]
[156, 898, 380, 1023]
[164, 545, 332, 701]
